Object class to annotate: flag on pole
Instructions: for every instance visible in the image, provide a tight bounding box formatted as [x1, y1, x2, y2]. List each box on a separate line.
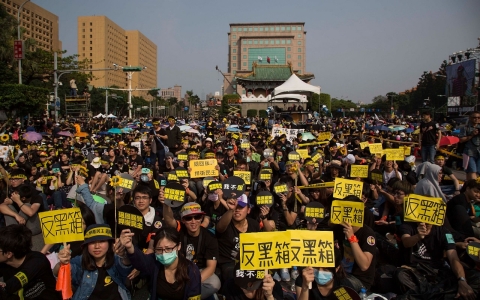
[258, 56, 262, 62]
[267, 56, 271, 64]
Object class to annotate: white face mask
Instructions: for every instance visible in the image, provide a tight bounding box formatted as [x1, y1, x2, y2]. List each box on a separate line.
[208, 193, 219, 201]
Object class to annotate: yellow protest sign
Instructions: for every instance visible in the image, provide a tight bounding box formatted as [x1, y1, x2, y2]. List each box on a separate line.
[208, 182, 223, 192]
[118, 212, 143, 230]
[240, 231, 291, 270]
[256, 194, 273, 206]
[311, 152, 321, 162]
[467, 243, 480, 262]
[176, 169, 189, 178]
[350, 165, 369, 178]
[259, 172, 272, 181]
[297, 149, 309, 159]
[333, 178, 363, 199]
[274, 183, 288, 194]
[317, 132, 331, 141]
[190, 159, 218, 178]
[234, 171, 251, 184]
[289, 230, 335, 267]
[288, 152, 300, 161]
[384, 149, 404, 161]
[404, 194, 446, 226]
[178, 153, 188, 161]
[330, 200, 365, 227]
[39, 208, 84, 244]
[368, 143, 383, 154]
[167, 173, 178, 181]
[370, 170, 383, 183]
[241, 142, 250, 149]
[360, 142, 369, 149]
[402, 145, 411, 156]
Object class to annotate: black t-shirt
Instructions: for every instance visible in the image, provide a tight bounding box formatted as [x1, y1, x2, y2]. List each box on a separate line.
[272, 196, 298, 231]
[204, 201, 228, 227]
[128, 155, 143, 171]
[12, 192, 44, 213]
[99, 165, 116, 177]
[440, 166, 454, 186]
[335, 225, 376, 289]
[295, 275, 355, 300]
[398, 223, 456, 269]
[90, 266, 121, 300]
[420, 121, 438, 146]
[180, 226, 219, 269]
[447, 193, 474, 218]
[0, 251, 61, 300]
[223, 278, 284, 300]
[156, 266, 185, 300]
[216, 218, 260, 264]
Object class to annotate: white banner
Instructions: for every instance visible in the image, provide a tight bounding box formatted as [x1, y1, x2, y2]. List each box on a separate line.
[270, 128, 305, 143]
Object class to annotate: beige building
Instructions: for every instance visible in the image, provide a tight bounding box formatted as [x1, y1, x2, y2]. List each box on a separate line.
[224, 22, 307, 95]
[3, 0, 62, 52]
[160, 85, 182, 101]
[78, 16, 157, 98]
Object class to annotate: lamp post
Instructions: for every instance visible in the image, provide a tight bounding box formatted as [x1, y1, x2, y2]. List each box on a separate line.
[17, 0, 30, 84]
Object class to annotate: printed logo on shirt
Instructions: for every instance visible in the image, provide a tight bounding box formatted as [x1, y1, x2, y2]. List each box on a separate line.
[445, 233, 455, 244]
[154, 221, 162, 229]
[105, 275, 113, 286]
[367, 236, 376, 246]
[186, 243, 195, 261]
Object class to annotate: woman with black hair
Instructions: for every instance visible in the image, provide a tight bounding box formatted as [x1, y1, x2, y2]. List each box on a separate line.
[56, 224, 133, 299]
[295, 247, 352, 300]
[120, 226, 202, 300]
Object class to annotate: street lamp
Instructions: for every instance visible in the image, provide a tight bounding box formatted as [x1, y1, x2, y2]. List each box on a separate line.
[113, 64, 147, 118]
[17, 0, 30, 84]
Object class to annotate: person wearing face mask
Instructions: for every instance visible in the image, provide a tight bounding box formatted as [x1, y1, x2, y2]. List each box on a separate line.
[121, 227, 202, 300]
[295, 247, 352, 300]
[202, 185, 229, 230]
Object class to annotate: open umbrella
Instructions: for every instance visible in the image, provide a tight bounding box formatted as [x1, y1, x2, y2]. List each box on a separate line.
[226, 127, 241, 132]
[439, 136, 459, 146]
[179, 125, 191, 132]
[388, 125, 406, 132]
[121, 127, 133, 133]
[107, 128, 122, 134]
[22, 131, 42, 142]
[302, 132, 316, 140]
[186, 128, 200, 134]
[57, 131, 73, 137]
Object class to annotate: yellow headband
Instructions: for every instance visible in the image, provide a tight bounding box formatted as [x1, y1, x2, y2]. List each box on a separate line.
[85, 227, 112, 239]
[435, 155, 445, 160]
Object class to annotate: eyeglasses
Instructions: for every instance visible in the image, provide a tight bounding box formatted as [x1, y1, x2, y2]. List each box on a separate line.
[155, 245, 177, 254]
[134, 196, 150, 201]
[183, 215, 203, 221]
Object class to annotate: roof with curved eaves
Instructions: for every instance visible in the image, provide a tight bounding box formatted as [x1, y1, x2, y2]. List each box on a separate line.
[235, 62, 314, 82]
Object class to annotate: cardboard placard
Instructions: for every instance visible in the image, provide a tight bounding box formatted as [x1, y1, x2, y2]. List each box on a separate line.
[177, 152, 188, 161]
[240, 142, 250, 149]
[164, 182, 186, 208]
[304, 201, 325, 223]
[370, 169, 383, 183]
[317, 131, 332, 141]
[330, 200, 365, 227]
[384, 149, 404, 161]
[258, 171, 272, 181]
[203, 176, 215, 188]
[111, 173, 135, 192]
[404, 194, 446, 226]
[234, 171, 251, 185]
[350, 165, 369, 178]
[167, 171, 178, 182]
[311, 152, 322, 162]
[368, 143, 383, 154]
[175, 167, 189, 179]
[240, 231, 292, 270]
[255, 191, 273, 207]
[190, 159, 218, 178]
[288, 151, 301, 161]
[39, 208, 84, 244]
[333, 178, 363, 199]
[359, 142, 369, 149]
[234, 268, 265, 290]
[117, 205, 144, 235]
[298, 182, 334, 189]
[270, 128, 305, 143]
[297, 149, 309, 159]
[222, 176, 246, 199]
[467, 242, 480, 262]
[289, 230, 335, 267]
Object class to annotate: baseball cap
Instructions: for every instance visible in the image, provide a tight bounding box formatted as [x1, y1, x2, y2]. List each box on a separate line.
[83, 224, 114, 246]
[237, 194, 249, 208]
[205, 138, 213, 142]
[180, 202, 206, 219]
[91, 157, 101, 168]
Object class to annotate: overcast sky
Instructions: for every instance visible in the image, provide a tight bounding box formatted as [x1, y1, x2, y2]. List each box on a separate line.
[36, 0, 480, 103]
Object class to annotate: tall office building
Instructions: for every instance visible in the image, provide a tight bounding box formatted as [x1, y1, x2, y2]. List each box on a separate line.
[78, 16, 157, 98]
[224, 22, 307, 94]
[2, 0, 62, 51]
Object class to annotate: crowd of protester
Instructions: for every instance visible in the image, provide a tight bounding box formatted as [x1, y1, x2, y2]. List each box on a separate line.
[0, 110, 479, 300]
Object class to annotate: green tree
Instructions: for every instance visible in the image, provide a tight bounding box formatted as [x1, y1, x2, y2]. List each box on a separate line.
[0, 84, 49, 118]
[319, 93, 331, 110]
[186, 90, 200, 108]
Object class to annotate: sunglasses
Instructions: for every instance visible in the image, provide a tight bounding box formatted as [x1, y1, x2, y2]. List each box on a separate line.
[183, 215, 202, 221]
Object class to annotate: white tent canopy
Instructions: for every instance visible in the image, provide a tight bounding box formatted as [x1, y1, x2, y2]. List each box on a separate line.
[93, 113, 105, 118]
[106, 114, 117, 118]
[269, 93, 308, 103]
[273, 73, 320, 96]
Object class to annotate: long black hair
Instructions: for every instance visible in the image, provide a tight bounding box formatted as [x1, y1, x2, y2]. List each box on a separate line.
[81, 239, 115, 271]
[153, 227, 189, 291]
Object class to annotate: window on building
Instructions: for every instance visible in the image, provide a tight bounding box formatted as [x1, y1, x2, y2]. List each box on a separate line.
[243, 55, 247, 59]
[90, 41, 92, 44]
[90, 35, 92, 38]
[281, 26, 285, 31]
[287, 40, 291, 45]
[298, 41, 302, 45]
[242, 40, 246, 45]
[254, 40, 258, 44]
[298, 55, 301, 59]
[90, 47, 92, 50]
[90, 22, 92, 26]
[259, 27, 263, 31]
[82, 29, 85, 32]
[82, 23, 85, 26]
[90, 53, 92, 56]
[82, 47, 85, 50]
[243, 48, 246, 52]
[233, 63, 236, 67]
[287, 47, 291, 51]
[243, 27, 247, 31]
[248, 27, 252, 31]
[265, 27, 268, 31]
[233, 35, 236, 39]
[259, 40, 263, 45]
[233, 42, 236, 46]
[287, 54, 291, 59]
[270, 27, 274, 31]
[297, 26, 302, 31]
[281, 40, 285, 44]
[248, 40, 252, 44]
[286, 26, 291, 30]
[298, 48, 301, 52]
[233, 56, 236, 60]
[233, 49, 236, 53]
[298, 62, 301, 67]
[90, 28, 92, 32]
[232, 27, 237, 32]
[275, 40, 280, 44]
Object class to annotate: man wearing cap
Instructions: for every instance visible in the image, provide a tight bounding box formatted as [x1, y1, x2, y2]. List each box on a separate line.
[162, 202, 221, 299]
[90, 155, 116, 194]
[157, 116, 181, 155]
[216, 194, 260, 283]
